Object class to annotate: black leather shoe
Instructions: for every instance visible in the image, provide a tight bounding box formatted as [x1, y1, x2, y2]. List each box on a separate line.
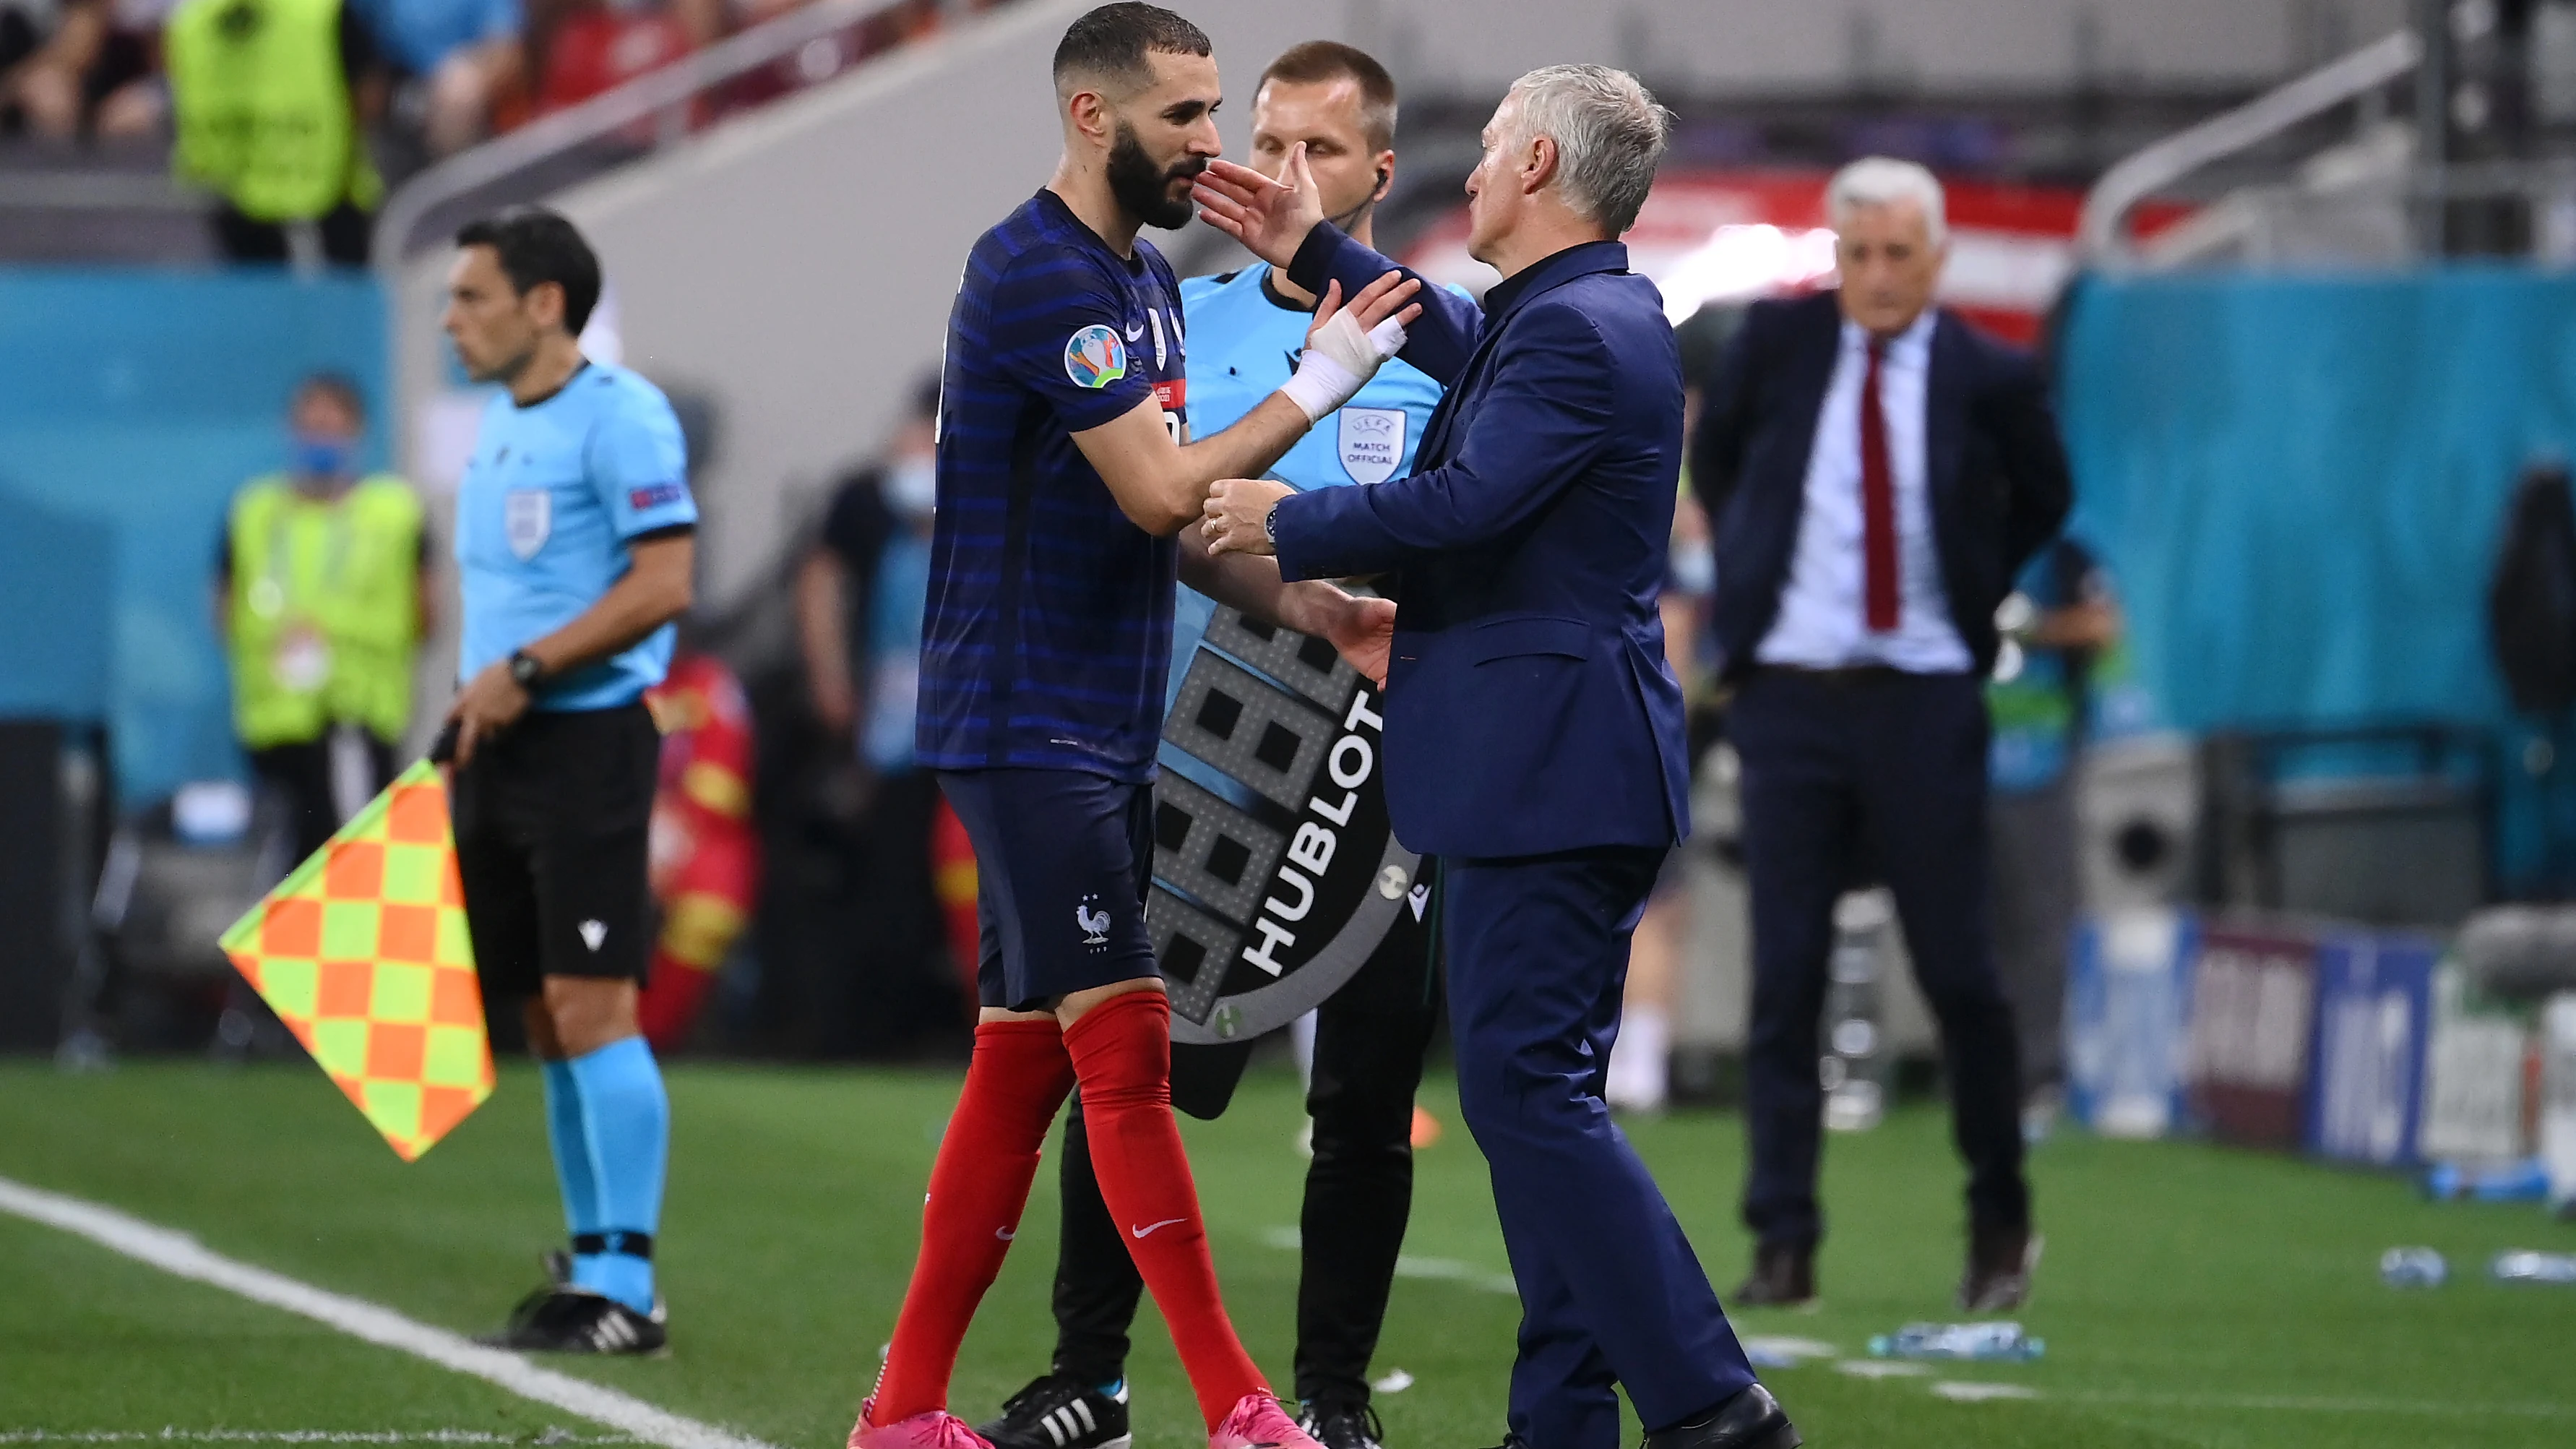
[1960, 1222, 2041, 1313]
[1644, 1385, 1799, 1449]
[1729, 1242, 1815, 1309]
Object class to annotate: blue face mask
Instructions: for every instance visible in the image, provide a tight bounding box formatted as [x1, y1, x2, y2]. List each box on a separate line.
[293, 435, 358, 480]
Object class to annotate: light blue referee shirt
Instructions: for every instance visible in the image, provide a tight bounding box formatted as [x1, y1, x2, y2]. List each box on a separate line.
[1168, 262, 1447, 697]
[455, 363, 698, 711]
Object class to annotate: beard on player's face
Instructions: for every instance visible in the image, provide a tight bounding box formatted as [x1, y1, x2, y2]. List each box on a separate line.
[1107, 116, 1204, 231]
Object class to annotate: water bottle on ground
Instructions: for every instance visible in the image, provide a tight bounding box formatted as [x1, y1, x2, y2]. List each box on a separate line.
[2490, 1250, 2576, 1284]
[2378, 1247, 2447, 1287]
[1867, 1321, 2046, 1361]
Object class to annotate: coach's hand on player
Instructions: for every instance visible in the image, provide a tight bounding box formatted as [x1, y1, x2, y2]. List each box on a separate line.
[1202, 476, 1293, 559]
[1194, 141, 1327, 267]
[446, 658, 533, 766]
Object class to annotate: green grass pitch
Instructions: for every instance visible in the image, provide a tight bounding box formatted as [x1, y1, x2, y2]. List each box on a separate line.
[2, 1059, 2572, 1448]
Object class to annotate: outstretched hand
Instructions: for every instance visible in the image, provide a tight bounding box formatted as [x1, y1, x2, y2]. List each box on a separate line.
[1194, 142, 1327, 268]
[1323, 592, 1397, 687]
[1304, 270, 1424, 351]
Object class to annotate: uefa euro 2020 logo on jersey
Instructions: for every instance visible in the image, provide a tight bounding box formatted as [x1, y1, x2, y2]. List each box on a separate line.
[1064, 324, 1128, 390]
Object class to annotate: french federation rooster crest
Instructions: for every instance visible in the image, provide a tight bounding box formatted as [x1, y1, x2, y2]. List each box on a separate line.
[1077, 895, 1112, 949]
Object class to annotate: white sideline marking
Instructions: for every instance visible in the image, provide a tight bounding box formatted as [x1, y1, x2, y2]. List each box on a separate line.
[1261, 1226, 1520, 1294]
[1931, 1383, 2039, 1403]
[0, 1435, 642, 1445]
[0, 1176, 778, 1449]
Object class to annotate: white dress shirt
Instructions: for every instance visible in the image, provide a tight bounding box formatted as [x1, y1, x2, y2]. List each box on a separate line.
[1754, 309, 1973, 674]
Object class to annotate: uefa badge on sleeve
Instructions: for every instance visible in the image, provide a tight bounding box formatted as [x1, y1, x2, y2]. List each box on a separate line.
[1064, 324, 1129, 389]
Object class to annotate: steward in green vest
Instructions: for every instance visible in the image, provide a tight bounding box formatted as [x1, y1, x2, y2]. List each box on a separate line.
[219, 374, 432, 854]
[165, 0, 384, 227]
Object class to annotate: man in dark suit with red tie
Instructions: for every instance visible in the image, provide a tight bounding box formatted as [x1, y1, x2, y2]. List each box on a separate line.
[1693, 158, 2072, 1313]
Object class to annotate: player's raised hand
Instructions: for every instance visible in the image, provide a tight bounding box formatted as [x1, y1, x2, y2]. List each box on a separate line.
[1326, 267, 1424, 338]
[1194, 142, 1327, 267]
[1278, 275, 1424, 424]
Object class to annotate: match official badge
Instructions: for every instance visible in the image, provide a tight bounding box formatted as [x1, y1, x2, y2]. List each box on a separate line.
[1337, 407, 1405, 485]
[1064, 324, 1129, 389]
[504, 488, 551, 560]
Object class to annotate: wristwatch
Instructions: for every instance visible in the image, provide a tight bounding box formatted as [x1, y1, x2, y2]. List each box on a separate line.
[508, 648, 546, 689]
[1263, 501, 1281, 548]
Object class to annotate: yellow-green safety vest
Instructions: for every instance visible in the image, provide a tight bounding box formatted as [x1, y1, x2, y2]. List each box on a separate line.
[228, 474, 423, 749]
[165, 0, 384, 223]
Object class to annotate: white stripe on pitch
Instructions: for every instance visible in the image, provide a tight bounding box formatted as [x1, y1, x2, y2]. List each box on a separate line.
[0, 1176, 777, 1449]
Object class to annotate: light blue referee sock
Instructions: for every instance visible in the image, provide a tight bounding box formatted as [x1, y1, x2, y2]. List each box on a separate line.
[567, 1035, 669, 1315]
[540, 1059, 603, 1247]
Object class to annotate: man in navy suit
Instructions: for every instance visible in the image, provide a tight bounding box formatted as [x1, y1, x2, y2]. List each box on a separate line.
[1692, 158, 2072, 1314]
[1197, 63, 1796, 1449]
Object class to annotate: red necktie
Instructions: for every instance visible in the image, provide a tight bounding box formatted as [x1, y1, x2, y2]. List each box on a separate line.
[1859, 336, 1899, 632]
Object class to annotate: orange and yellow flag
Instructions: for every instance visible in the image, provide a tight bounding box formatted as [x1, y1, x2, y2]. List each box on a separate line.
[218, 760, 494, 1160]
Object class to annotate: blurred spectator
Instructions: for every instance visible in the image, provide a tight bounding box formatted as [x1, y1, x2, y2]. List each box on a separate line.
[792, 377, 975, 1042]
[212, 371, 431, 860]
[353, 0, 520, 155]
[1694, 158, 2069, 1312]
[1606, 488, 1717, 1114]
[3, 0, 164, 138]
[526, 0, 708, 119]
[165, 0, 386, 265]
[1986, 536, 2119, 1141]
[637, 640, 759, 1051]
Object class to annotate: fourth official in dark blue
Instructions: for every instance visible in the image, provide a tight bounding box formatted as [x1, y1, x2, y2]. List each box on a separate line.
[1197, 64, 1795, 1449]
[1692, 159, 2071, 1315]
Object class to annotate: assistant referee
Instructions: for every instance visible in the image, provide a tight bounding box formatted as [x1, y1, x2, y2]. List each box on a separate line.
[439, 207, 696, 1356]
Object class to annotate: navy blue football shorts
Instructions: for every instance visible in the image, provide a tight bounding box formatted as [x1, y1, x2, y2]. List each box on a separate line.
[936, 768, 1160, 1012]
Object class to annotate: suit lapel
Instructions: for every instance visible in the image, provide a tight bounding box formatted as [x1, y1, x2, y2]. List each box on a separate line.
[1770, 301, 1843, 502]
[1926, 311, 1968, 525]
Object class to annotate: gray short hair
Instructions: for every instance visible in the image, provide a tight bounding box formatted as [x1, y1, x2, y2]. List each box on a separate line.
[1505, 64, 1672, 236]
[1826, 157, 1948, 244]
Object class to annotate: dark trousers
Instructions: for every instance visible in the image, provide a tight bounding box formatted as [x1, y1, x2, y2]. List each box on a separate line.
[212, 201, 374, 267]
[247, 725, 397, 861]
[1731, 667, 2030, 1250]
[1051, 897, 1439, 1404]
[1447, 848, 1754, 1449]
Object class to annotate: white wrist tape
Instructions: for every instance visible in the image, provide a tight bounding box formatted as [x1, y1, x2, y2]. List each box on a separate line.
[1278, 309, 1410, 423]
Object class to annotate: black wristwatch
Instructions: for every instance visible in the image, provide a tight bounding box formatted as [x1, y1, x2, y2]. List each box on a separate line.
[508, 648, 546, 689]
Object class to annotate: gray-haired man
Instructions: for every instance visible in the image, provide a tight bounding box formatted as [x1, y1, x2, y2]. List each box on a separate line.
[1197, 64, 1797, 1449]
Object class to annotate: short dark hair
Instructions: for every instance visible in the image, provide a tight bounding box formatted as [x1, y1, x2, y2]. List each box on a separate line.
[1259, 41, 1397, 153]
[293, 370, 367, 422]
[455, 208, 603, 335]
[1052, 3, 1210, 95]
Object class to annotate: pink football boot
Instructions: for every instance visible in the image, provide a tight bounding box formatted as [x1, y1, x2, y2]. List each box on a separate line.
[1210, 1392, 1327, 1449]
[850, 1400, 996, 1449]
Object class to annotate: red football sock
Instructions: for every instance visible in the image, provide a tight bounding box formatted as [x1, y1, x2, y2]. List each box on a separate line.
[1063, 991, 1267, 1429]
[870, 1020, 1076, 1424]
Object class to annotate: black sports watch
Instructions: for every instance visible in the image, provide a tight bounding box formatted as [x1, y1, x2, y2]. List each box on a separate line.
[508, 648, 546, 689]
